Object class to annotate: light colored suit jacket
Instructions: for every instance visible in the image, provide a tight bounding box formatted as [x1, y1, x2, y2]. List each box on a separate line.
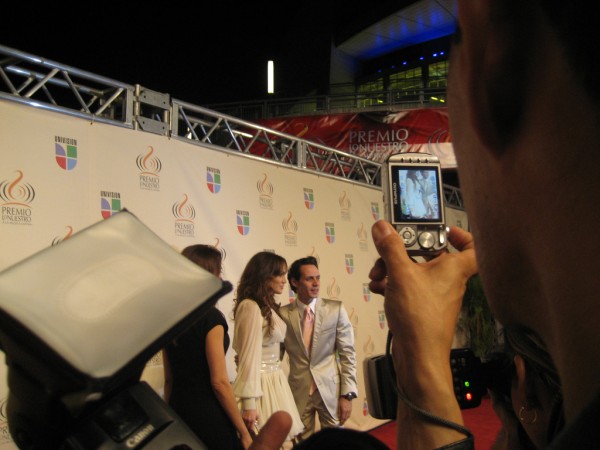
[280, 297, 357, 418]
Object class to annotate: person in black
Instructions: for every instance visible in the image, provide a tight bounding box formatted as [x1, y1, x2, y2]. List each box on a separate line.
[164, 244, 252, 450]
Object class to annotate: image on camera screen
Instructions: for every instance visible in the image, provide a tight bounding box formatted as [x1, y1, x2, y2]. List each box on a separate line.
[395, 167, 441, 222]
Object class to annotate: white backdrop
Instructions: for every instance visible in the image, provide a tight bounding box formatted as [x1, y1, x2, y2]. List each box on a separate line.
[0, 99, 468, 446]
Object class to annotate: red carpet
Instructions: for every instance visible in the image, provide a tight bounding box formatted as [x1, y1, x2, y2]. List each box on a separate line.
[368, 396, 501, 449]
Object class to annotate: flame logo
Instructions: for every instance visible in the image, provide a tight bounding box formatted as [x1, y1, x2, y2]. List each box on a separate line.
[281, 211, 298, 234]
[338, 191, 351, 209]
[326, 277, 341, 299]
[308, 246, 320, 265]
[256, 173, 274, 196]
[0, 171, 35, 205]
[51, 226, 74, 246]
[213, 237, 227, 262]
[363, 335, 375, 355]
[357, 223, 367, 241]
[172, 194, 196, 220]
[136, 146, 162, 175]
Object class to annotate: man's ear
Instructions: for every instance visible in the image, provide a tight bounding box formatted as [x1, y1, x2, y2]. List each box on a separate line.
[513, 354, 533, 405]
[457, 1, 536, 153]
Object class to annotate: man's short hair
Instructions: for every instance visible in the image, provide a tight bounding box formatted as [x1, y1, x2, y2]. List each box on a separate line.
[287, 256, 318, 292]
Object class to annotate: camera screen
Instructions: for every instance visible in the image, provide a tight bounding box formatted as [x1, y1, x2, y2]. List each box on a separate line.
[390, 165, 442, 223]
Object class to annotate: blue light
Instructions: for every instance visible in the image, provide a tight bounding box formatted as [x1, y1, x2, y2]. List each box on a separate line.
[419, 56, 424, 61]
[433, 53, 438, 57]
[402, 61, 407, 65]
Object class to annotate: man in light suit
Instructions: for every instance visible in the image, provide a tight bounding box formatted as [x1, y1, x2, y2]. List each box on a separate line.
[280, 256, 357, 440]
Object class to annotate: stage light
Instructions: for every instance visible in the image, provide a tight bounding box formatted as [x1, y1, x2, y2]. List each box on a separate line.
[267, 60, 274, 94]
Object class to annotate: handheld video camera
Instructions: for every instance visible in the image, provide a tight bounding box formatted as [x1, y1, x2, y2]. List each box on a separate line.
[383, 152, 447, 256]
[364, 346, 514, 419]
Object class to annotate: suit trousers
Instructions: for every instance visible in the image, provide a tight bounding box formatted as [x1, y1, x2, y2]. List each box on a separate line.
[298, 388, 339, 441]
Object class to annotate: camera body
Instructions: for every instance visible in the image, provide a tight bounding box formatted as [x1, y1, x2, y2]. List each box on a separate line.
[364, 348, 514, 419]
[383, 152, 447, 256]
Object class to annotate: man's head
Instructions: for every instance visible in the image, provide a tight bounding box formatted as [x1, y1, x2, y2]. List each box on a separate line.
[447, 0, 600, 327]
[288, 257, 320, 304]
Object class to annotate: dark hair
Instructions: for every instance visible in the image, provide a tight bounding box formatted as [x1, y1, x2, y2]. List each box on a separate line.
[287, 256, 318, 293]
[234, 251, 287, 331]
[181, 244, 222, 276]
[501, 325, 564, 446]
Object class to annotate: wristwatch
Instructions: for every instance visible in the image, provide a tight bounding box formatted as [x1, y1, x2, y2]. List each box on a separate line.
[341, 392, 357, 401]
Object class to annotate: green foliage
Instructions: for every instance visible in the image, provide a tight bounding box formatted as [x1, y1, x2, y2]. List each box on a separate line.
[459, 275, 499, 358]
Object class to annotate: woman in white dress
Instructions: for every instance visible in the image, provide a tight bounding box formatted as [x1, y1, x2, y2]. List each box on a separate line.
[232, 251, 304, 442]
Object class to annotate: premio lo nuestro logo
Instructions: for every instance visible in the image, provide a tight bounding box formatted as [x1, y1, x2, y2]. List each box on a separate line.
[378, 310, 387, 329]
[326, 277, 341, 299]
[371, 202, 380, 220]
[1, 170, 35, 225]
[345, 254, 354, 274]
[172, 194, 196, 237]
[282, 211, 298, 246]
[51, 226, 74, 246]
[213, 238, 227, 263]
[339, 191, 351, 221]
[363, 335, 375, 356]
[257, 173, 274, 209]
[325, 222, 335, 244]
[0, 396, 12, 445]
[236, 210, 250, 235]
[137, 146, 162, 191]
[303, 188, 314, 210]
[100, 191, 121, 219]
[308, 247, 320, 266]
[207, 167, 221, 193]
[55, 136, 78, 170]
[357, 223, 368, 251]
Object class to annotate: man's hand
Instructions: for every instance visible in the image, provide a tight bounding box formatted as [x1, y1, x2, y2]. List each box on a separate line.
[369, 220, 477, 448]
[338, 397, 352, 425]
[248, 411, 292, 450]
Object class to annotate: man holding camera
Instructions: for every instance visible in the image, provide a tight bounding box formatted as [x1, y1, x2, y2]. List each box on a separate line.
[368, 1, 600, 449]
[280, 256, 357, 441]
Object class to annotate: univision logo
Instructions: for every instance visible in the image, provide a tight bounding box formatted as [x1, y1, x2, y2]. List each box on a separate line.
[362, 283, 371, 302]
[303, 188, 314, 210]
[345, 254, 354, 274]
[55, 136, 78, 170]
[207, 167, 221, 193]
[371, 202, 380, 220]
[378, 310, 386, 329]
[325, 222, 335, 244]
[236, 210, 250, 235]
[100, 191, 121, 219]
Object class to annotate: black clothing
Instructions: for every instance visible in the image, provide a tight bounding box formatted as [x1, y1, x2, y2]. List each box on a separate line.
[166, 307, 242, 450]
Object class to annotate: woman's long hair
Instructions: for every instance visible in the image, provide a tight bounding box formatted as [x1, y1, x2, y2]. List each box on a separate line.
[233, 251, 287, 332]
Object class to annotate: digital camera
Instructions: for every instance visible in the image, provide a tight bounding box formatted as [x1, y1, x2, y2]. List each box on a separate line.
[383, 152, 447, 256]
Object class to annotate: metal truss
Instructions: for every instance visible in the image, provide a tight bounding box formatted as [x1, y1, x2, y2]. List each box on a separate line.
[171, 99, 382, 188]
[0, 45, 134, 127]
[0, 44, 463, 206]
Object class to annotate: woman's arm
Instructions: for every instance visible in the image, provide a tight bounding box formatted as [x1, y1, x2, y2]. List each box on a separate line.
[206, 325, 253, 449]
[162, 349, 172, 403]
[233, 300, 264, 432]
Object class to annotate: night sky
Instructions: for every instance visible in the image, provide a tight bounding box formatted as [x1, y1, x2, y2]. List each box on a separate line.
[1, 2, 389, 106]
